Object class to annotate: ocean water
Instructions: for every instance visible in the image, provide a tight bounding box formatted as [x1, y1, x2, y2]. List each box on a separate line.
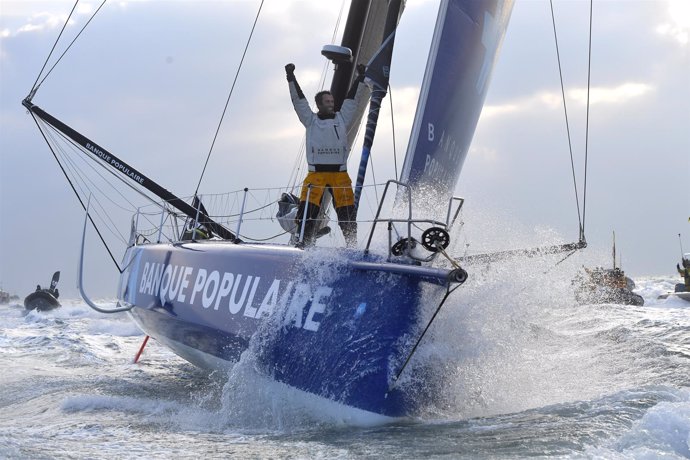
[1, 272, 689, 459]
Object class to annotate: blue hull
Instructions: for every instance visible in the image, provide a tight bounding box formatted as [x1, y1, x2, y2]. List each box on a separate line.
[118, 241, 454, 418]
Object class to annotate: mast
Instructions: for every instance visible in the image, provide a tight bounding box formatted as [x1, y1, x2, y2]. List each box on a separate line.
[330, 0, 389, 148]
[22, 98, 238, 242]
[353, 0, 404, 212]
[330, 0, 371, 111]
[612, 231, 617, 269]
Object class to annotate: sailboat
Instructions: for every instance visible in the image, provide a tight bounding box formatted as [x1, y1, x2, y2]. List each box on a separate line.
[23, 0, 585, 422]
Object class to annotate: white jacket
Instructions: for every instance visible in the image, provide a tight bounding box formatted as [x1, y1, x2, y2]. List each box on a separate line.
[289, 80, 369, 171]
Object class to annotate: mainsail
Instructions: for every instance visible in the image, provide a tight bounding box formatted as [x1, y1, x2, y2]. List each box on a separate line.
[399, 0, 514, 208]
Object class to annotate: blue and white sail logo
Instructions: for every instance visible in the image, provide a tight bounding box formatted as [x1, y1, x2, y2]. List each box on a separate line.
[137, 261, 332, 332]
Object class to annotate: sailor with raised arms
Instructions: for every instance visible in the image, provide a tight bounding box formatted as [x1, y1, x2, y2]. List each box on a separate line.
[285, 62, 370, 247]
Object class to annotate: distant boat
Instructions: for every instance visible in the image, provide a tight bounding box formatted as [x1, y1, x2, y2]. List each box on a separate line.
[573, 232, 644, 306]
[24, 271, 61, 311]
[658, 253, 690, 302]
[0, 289, 10, 304]
[572, 267, 644, 306]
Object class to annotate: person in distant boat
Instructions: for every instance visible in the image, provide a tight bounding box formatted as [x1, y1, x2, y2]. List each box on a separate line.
[285, 62, 370, 248]
[36, 285, 41, 292]
[676, 258, 690, 292]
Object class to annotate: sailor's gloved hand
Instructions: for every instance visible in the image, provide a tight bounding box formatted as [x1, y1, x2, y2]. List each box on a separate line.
[678, 263, 682, 271]
[285, 63, 296, 82]
[354, 63, 367, 85]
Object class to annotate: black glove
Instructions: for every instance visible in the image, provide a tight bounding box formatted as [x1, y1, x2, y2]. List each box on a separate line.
[353, 63, 367, 84]
[285, 63, 296, 82]
[678, 263, 682, 271]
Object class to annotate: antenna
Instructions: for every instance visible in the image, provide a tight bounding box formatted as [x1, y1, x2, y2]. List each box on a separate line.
[679, 233, 685, 260]
[612, 231, 616, 270]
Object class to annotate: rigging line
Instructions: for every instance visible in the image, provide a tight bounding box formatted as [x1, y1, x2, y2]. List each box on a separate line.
[332, 0, 347, 44]
[52, 138, 141, 245]
[45, 121, 170, 233]
[194, 0, 265, 196]
[316, 37, 332, 91]
[317, 0, 346, 91]
[363, 184, 380, 222]
[226, 200, 278, 219]
[554, 248, 578, 266]
[59, 153, 129, 244]
[41, 119, 164, 244]
[512, 248, 578, 300]
[388, 283, 462, 392]
[582, 0, 593, 238]
[35, 0, 108, 91]
[46, 125, 143, 213]
[368, 142, 379, 205]
[45, 122, 171, 219]
[29, 0, 79, 96]
[47, 130, 129, 243]
[316, 1, 343, 91]
[238, 192, 276, 216]
[45, 128, 124, 232]
[363, 104, 382, 206]
[389, 84, 399, 181]
[29, 113, 122, 272]
[253, 189, 273, 219]
[549, 0, 583, 236]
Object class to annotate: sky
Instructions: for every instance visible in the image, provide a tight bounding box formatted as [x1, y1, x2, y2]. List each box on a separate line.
[0, 0, 688, 299]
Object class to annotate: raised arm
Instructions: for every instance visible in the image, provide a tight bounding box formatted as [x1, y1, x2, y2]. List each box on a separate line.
[339, 64, 371, 130]
[286, 63, 312, 127]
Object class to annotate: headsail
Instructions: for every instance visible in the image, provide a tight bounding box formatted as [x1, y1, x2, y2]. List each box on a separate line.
[399, 0, 514, 210]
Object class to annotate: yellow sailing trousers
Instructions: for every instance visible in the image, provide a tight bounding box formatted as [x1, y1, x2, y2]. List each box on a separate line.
[299, 171, 355, 208]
